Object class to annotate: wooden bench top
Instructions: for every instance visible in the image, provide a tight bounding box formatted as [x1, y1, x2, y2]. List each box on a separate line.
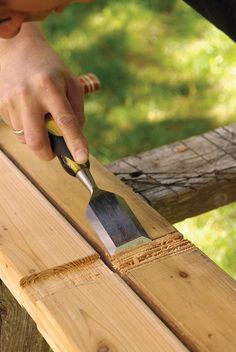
[109, 123, 236, 223]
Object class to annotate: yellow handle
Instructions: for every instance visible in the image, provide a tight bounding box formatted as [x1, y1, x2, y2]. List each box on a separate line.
[46, 116, 63, 136]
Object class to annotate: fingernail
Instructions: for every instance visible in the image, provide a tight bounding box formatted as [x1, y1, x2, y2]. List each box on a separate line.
[75, 149, 88, 164]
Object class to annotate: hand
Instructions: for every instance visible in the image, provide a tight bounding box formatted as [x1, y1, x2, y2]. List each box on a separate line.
[0, 23, 88, 163]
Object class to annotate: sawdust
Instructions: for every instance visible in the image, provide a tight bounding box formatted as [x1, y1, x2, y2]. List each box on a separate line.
[20, 253, 100, 288]
[111, 232, 195, 275]
[20, 232, 195, 287]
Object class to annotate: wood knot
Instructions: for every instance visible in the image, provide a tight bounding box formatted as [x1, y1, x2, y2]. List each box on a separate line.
[179, 271, 188, 278]
[174, 145, 189, 153]
[97, 339, 116, 352]
[129, 171, 143, 178]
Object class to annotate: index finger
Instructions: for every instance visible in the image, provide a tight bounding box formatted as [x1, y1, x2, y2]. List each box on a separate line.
[43, 83, 88, 164]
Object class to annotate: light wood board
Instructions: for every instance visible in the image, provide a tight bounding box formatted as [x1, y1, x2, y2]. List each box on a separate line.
[0, 151, 96, 288]
[0, 149, 188, 352]
[119, 248, 236, 352]
[0, 121, 175, 254]
[1, 123, 236, 351]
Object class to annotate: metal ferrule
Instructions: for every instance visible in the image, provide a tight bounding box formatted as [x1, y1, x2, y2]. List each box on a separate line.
[76, 167, 98, 194]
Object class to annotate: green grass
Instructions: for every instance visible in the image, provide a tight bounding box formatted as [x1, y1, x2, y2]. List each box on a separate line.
[42, 0, 236, 277]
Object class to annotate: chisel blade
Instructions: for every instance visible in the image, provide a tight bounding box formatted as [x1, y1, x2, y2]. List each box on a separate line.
[86, 189, 151, 255]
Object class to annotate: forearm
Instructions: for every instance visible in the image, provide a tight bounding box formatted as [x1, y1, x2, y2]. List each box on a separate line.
[183, 0, 236, 42]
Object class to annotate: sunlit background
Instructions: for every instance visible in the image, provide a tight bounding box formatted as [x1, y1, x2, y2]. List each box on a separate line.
[43, 0, 236, 278]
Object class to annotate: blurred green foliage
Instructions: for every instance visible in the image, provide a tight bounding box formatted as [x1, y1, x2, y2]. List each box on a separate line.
[42, 0, 236, 277]
[176, 203, 236, 279]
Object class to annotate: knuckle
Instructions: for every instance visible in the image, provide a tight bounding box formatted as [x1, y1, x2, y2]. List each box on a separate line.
[56, 114, 75, 129]
[0, 95, 10, 108]
[0, 86, 29, 107]
[33, 72, 55, 90]
[1, 91, 16, 106]
[14, 84, 30, 98]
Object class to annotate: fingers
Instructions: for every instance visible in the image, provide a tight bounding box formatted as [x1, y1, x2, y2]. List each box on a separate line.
[0, 74, 88, 163]
[10, 108, 26, 144]
[9, 90, 54, 160]
[43, 79, 88, 164]
[22, 107, 54, 161]
[0, 98, 26, 143]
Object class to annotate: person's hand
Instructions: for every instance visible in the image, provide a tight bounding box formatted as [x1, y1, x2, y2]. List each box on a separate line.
[0, 23, 88, 163]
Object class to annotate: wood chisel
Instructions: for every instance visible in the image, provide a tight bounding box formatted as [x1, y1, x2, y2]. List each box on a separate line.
[47, 73, 151, 255]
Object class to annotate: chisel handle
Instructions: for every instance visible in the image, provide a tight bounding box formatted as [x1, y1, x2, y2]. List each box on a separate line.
[46, 73, 100, 176]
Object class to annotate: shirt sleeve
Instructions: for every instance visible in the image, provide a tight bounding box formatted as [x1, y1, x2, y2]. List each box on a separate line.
[183, 0, 236, 41]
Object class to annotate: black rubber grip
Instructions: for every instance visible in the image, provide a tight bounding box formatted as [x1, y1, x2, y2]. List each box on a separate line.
[48, 132, 73, 159]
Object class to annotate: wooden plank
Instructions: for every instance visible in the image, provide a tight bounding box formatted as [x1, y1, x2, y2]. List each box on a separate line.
[111, 244, 236, 352]
[0, 149, 188, 352]
[25, 269, 187, 352]
[0, 151, 96, 290]
[0, 121, 175, 252]
[108, 123, 236, 223]
[1, 123, 236, 351]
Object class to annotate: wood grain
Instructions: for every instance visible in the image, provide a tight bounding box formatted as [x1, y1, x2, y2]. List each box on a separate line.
[1, 123, 236, 352]
[0, 148, 188, 352]
[108, 123, 236, 223]
[0, 151, 96, 288]
[0, 121, 175, 254]
[122, 248, 236, 352]
[28, 271, 187, 352]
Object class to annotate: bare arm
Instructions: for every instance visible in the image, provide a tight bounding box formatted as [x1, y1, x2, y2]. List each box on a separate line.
[0, 22, 88, 163]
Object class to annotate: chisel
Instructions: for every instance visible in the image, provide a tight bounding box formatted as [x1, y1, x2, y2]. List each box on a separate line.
[46, 73, 151, 255]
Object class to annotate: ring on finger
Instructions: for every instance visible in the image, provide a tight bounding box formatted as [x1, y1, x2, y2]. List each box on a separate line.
[12, 128, 24, 136]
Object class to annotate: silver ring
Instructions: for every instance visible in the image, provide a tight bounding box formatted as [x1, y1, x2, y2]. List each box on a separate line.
[12, 128, 24, 136]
